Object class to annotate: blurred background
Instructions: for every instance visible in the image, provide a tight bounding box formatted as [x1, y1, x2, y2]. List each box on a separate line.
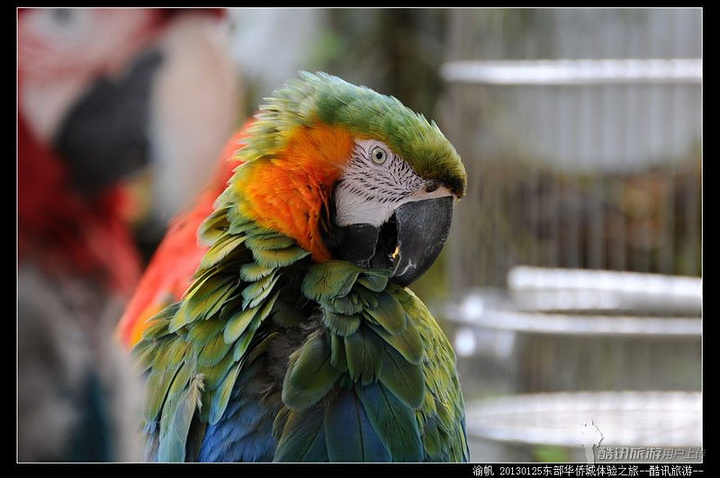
[18, 8, 701, 462]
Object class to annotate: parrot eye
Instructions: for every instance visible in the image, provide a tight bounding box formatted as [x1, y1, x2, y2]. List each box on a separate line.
[370, 146, 388, 165]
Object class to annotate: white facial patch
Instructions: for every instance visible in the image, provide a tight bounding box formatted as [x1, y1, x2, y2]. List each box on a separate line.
[334, 138, 452, 227]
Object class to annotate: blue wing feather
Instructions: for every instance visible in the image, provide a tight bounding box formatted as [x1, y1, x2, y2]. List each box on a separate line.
[325, 387, 392, 462]
[356, 381, 424, 461]
[197, 359, 277, 462]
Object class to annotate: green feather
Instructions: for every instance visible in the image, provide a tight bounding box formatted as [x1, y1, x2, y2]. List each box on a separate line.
[272, 408, 291, 444]
[143, 361, 182, 423]
[232, 329, 255, 362]
[199, 233, 246, 269]
[171, 271, 236, 331]
[132, 340, 156, 375]
[282, 334, 341, 410]
[245, 330, 280, 363]
[223, 303, 261, 344]
[343, 326, 383, 386]
[254, 288, 280, 327]
[273, 406, 327, 462]
[420, 416, 443, 459]
[367, 320, 424, 365]
[321, 309, 361, 336]
[138, 303, 178, 341]
[377, 343, 425, 409]
[241, 271, 280, 309]
[209, 363, 241, 425]
[198, 348, 236, 392]
[142, 338, 189, 422]
[302, 261, 361, 302]
[157, 373, 204, 462]
[133, 325, 174, 374]
[224, 208, 260, 235]
[190, 274, 238, 318]
[356, 272, 390, 293]
[185, 316, 225, 347]
[157, 338, 189, 371]
[150, 301, 180, 321]
[245, 234, 297, 251]
[351, 284, 380, 310]
[198, 206, 230, 245]
[321, 292, 365, 315]
[363, 290, 407, 335]
[139, 318, 169, 342]
[239, 261, 276, 282]
[166, 355, 197, 399]
[225, 291, 279, 356]
[252, 246, 310, 268]
[197, 332, 233, 367]
[329, 334, 348, 373]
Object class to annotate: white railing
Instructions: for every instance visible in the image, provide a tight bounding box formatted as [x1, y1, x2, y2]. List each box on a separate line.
[441, 58, 702, 86]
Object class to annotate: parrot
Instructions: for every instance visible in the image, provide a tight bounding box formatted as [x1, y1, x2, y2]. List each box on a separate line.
[122, 71, 469, 462]
[17, 8, 237, 462]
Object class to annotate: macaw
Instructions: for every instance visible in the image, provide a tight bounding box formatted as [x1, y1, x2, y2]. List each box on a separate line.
[122, 72, 469, 462]
[17, 8, 236, 461]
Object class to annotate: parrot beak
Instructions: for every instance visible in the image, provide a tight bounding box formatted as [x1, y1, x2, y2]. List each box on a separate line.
[54, 49, 164, 194]
[332, 195, 454, 287]
[391, 195, 454, 287]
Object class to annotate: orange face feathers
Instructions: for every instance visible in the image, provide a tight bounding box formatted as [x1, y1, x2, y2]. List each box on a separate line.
[230, 124, 355, 261]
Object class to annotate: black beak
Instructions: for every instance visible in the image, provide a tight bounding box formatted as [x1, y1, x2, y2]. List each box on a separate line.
[392, 196, 454, 286]
[331, 195, 454, 287]
[54, 49, 164, 194]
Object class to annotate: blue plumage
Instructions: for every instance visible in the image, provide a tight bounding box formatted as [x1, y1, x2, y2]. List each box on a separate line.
[198, 360, 277, 462]
[324, 388, 392, 461]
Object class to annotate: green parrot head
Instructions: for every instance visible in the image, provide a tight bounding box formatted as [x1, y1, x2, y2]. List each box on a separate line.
[225, 71, 467, 286]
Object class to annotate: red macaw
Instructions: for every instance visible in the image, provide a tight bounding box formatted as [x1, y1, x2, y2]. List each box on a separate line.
[17, 8, 237, 462]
